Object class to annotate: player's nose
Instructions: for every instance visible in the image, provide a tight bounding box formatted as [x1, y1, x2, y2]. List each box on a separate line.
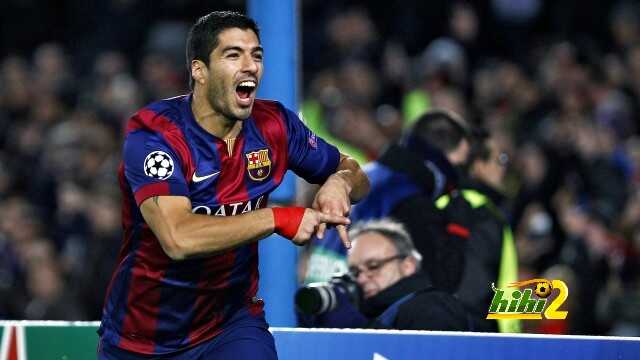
[241, 54, 260, 75]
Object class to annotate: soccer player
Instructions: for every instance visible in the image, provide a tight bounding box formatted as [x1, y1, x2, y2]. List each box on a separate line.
[97, 11, 369, 359]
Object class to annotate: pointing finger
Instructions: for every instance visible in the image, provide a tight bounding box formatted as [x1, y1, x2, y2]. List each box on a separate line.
[316, 222, 327, 239]
[336, 224, 351, 249]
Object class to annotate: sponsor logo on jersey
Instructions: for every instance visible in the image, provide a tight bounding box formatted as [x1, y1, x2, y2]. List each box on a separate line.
[192, 195, 266, 217]
[192, 170, 220, 183]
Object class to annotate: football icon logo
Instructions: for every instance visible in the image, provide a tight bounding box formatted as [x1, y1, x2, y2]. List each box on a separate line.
[534, 280, 553, 298]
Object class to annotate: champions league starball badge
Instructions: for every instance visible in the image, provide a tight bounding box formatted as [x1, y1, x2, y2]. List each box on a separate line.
[144, 151, 174, 180]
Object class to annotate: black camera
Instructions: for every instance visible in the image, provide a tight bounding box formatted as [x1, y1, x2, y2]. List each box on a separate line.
[295, 274, 362, 315]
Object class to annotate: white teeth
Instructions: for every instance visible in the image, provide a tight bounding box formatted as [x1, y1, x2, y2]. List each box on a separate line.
[239, 81, 256, 88]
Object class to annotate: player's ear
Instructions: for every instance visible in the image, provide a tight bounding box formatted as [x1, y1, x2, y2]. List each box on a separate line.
[191, 59, 208, 86]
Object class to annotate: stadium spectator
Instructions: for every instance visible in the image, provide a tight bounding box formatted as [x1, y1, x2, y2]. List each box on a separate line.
[436, 128, 520, 333]
[301, 219, 470, 331]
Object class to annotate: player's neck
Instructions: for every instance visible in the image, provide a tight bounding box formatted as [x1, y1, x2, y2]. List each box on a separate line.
[191, 89, 241, 140]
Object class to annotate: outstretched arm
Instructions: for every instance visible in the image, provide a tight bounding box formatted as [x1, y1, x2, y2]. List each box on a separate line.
[140, 195, 350, 260]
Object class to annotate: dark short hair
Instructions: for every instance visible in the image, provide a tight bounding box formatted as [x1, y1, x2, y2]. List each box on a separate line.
[409, 109, 470, 153]
[186, 11, 260, 88]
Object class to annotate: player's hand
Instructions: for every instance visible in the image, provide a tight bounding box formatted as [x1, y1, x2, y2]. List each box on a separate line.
[312, 173, 352, 248]
[291, 209, 351, 246]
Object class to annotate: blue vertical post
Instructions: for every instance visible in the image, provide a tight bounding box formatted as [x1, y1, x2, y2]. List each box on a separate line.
[248, 0, 299, 327]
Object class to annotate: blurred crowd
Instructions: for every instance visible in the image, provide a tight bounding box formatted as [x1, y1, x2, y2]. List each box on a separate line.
[0, 0, 640, 336]
[300, 0, 640, 336]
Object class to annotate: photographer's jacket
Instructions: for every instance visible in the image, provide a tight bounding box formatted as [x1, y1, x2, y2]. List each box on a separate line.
[363, 273, 470, 331]
[304, 273, 470, 331]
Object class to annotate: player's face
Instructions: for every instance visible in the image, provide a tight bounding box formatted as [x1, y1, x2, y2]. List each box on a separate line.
[348, 232, 407, 299]
[206, 28, 263, 121]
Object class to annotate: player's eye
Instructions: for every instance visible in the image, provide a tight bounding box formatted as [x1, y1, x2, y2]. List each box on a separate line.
[253, 53, 263, 61]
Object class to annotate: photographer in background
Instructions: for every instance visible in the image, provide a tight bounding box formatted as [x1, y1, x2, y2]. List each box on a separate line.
[305, 110, 473, 294]
[298, 219, 470, 331]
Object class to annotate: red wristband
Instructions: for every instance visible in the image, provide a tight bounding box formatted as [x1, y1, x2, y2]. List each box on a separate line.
[272, 207, 306, 239]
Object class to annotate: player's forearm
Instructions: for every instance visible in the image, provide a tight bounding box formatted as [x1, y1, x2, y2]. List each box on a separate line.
[140, 196, 275, 260]
[334, 155, 370, 203]
[169, 208, 275, 259]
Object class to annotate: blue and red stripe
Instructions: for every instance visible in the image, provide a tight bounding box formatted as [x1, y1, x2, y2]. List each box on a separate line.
[184, 136, 237, 346]
[100, 164, 144, 346]
[251, 100, 288, 187]
[126, 108, 196, 185]
[109, 106, 199, 354]
[117, 227, 171, 354]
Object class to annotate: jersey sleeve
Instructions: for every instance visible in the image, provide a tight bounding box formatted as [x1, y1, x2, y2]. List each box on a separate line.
[123, 130, 189, 206]
[283, 107, 340, 184]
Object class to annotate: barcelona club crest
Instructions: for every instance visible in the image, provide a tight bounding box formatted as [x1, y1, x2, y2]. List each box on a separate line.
[246, 149, 272, 181]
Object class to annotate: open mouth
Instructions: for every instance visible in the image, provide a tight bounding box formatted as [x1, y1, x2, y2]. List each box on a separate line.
[236, 80, 257, 104]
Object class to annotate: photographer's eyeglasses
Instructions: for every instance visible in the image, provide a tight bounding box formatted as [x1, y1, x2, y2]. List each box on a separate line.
[348, 254, 406, 278]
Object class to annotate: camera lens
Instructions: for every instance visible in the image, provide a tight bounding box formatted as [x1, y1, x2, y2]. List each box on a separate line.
[295, 283, 338, 315]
